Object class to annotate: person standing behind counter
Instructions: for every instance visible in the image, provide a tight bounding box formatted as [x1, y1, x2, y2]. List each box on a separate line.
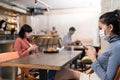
[0, 20, 7, 34]
[50, 27, 58, 36]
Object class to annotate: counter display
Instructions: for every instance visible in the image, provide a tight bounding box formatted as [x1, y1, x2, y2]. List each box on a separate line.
[0, 34, 18, 40]
[0, 40, 14, 44]
[0, 40, 15, 80]
[32, 35, 62, 52]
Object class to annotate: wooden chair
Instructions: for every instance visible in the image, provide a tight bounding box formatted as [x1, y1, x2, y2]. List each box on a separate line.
[53, 37, 62, 48]
[0, 51, 19, 80]
[35, 37, 45, 52]
[114, 66, 120, 80]
[47, 38, 54, 47]
[20, 68, 39, 80]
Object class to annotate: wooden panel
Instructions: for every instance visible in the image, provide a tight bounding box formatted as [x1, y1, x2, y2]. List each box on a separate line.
[19, 15, 27, 27]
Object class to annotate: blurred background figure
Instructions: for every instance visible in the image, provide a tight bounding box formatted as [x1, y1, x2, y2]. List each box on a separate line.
[0, 20, 7, 34]
[50, 27, 58, 36]
[62, 27, 76, 46]
[62, 27, 78, 69]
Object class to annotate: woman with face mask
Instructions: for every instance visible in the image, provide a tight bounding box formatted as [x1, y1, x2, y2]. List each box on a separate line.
[54, 9, 120, 80]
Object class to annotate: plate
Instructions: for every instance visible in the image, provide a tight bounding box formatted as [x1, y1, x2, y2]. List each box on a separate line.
[44, 50, 59, 53]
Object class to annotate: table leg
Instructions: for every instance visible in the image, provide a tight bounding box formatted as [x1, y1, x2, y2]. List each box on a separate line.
[39, 69, 47, 80]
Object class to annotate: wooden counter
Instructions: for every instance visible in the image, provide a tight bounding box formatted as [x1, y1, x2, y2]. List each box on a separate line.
[32, 35, 62, 52]
[0, 40, 14, 44]
[0, 40, 15, 80]
[0, 40, 14, 53]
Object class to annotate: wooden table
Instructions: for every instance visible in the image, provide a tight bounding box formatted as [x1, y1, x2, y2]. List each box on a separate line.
[64, 45, 85, 51]
[1, 51, 82, 80]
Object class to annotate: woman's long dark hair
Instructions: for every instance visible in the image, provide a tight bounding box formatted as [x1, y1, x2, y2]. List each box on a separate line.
[19, 24, 32, 39]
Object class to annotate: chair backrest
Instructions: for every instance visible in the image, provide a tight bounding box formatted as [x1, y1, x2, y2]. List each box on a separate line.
[0, 51, 20, 80]
[114, 66, 120, 80]
[47, 38, 54, 47]
[0, 51, 19, 63]
[53, 37, 62, 48]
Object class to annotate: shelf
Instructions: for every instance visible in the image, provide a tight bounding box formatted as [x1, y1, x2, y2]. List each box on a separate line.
[7, 22, 17, 25]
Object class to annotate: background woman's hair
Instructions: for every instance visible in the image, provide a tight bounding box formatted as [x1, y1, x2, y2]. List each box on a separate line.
[99, 9, 120, 35]
[19, 24, 32, 38]
[0, 20, 7, 31]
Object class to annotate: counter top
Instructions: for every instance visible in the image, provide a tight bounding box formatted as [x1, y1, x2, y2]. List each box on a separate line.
[0, 40, 14, 44]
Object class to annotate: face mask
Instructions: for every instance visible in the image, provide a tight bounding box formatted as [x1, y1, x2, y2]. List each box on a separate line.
[99, 29, 110, 41]
[99, 29, 105, 38]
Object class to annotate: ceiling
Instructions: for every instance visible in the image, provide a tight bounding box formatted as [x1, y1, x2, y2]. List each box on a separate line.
[0, 0, 101, 14]
[0, 0, 100, 9]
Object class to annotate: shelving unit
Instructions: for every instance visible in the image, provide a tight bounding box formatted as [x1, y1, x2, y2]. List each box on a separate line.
[7, 22, 17, 25]
[0, 15, 19, 34]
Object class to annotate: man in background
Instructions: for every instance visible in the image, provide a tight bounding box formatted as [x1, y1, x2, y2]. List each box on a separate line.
[62, 27, 76, 46]
[62, 27, 78, 69]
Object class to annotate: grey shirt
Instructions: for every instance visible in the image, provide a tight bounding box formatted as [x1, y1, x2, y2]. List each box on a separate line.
[62, 33, 72, 46]
[91, 36, 120, 80]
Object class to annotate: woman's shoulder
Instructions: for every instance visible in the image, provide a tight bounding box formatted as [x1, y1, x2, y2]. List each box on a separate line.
[113, 40, 120, 48]
[15, 38, 24, 42]
[16, 37, 21, 40]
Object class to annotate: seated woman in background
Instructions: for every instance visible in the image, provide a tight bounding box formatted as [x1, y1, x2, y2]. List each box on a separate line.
[13, 24, 38, 57]
[13, 24, 39, 77]
[54, 9, 120, 80]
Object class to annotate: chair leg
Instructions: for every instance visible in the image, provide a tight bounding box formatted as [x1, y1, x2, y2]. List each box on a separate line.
[20, 68, 40, 80]
[21, 69, 25, 80]
[15, 67, 19, 80]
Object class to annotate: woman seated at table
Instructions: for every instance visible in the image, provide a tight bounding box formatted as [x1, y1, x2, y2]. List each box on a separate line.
[54, 9, 120, 80]
[13, 24, 38, 57]
[13, 24, 39, 77]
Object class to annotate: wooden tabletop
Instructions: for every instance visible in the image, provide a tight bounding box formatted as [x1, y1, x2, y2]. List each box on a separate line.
[64, 46, 85, 51]
[1, 51, 82, 70]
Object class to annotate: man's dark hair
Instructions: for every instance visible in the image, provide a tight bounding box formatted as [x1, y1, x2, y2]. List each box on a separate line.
[69, 27, 76, 31]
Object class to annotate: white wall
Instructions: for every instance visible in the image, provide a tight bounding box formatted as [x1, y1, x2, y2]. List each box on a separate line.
[27, 15, 47, 34]
[48, 10, 100, 46]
